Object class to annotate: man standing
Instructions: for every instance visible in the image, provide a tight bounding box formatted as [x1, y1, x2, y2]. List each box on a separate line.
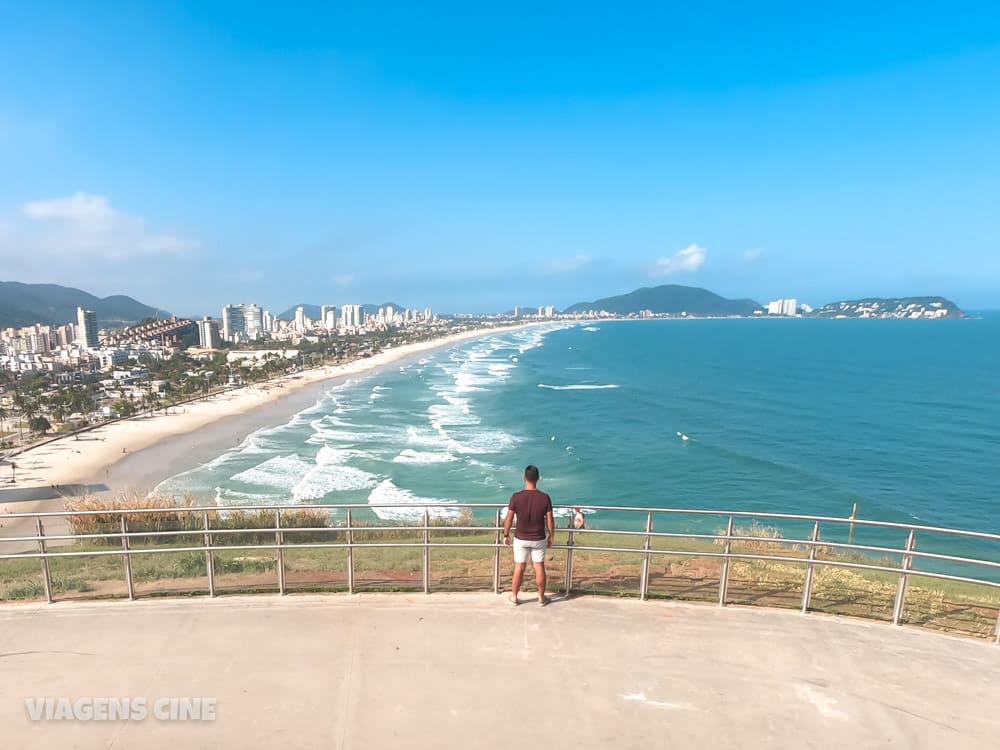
[503, 465, 555, 606]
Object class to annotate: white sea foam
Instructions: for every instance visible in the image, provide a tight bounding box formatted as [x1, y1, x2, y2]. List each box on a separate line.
[487, 363, 516, 377]
[310, 428, 394, 444]
[406, 425, 447, 448]
[392, 448, 459, 464]
[538, 383, 620, 390]
[447, 428, 520, 455]
[316, 445, 371, 465]
[230, 455, 313, 492]
[428, 402, 479, 427]
[367, 479, 458, 520]
[441, 393, 472, 413]
[292, 465, 380, 501]
[454, 371, 492, 393]
[583, 326, 600, 332]
[213, 487, 277, 506]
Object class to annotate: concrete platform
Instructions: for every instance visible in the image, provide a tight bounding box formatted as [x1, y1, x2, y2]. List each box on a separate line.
[0, 593, 997, 749]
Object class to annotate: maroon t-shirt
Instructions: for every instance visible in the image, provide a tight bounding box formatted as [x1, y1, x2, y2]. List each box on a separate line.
[508, 489, 553, 541]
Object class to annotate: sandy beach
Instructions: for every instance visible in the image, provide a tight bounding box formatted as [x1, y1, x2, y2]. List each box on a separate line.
[0, 323, 540, 530]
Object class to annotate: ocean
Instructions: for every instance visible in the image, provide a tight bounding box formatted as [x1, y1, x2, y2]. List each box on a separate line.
[153, 316, 1000, 565]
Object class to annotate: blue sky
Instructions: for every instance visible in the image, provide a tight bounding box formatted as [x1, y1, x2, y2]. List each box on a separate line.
[1, 2, 999, 315]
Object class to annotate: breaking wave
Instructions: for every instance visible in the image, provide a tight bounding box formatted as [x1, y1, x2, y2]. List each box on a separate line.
[538, 383, 620, 390]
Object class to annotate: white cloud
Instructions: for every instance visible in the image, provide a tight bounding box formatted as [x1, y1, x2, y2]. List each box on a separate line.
[12, 191, 197, 260]
[22, 192, 114, 222]
[652, 244, 707, 276]
[332, 273, 355, 288]
[541, 255, 592, 275]
[742, 248, 767, 264]
[216, 269, 264, 283]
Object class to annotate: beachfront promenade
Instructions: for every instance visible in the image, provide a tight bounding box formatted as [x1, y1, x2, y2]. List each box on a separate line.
[1, 593, 997, 749]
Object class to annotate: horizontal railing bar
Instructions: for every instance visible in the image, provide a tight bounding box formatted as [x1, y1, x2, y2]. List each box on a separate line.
[12, 528, 996, 571]
[561, 546, 1000, 589]
[6, 528, 998, 573]
[721, 536, 1000, 570]
[2, 504, 997, 542]
[3, 540, 1000, 592]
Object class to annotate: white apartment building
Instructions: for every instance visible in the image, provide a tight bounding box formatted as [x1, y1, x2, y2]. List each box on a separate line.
[222, 303, 265, 342]
[766, 299, 799, 316]
[198, 317, 222, 348]
[341, 304, 363, 329]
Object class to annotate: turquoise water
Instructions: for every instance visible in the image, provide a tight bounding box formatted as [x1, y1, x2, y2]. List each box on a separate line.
[154, 317, 1000, 570]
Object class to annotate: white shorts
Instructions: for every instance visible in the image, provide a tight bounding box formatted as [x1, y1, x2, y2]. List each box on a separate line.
[513, 538, 547, 564]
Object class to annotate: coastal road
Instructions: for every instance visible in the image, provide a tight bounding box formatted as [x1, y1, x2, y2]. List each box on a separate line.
[1, 593, 997, 749]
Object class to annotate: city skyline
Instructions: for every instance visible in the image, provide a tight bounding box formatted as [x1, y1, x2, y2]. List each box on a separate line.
[2, 5, 1000, 312]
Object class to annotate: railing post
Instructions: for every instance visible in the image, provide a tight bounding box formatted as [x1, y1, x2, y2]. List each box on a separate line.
[994, 608, 1000, 645]
[800, 522, 820, 614]
[275, 509, 285, 595]
[892, 529, 916, 626]
[564, 527, 575, 596]
[121, 514, 134, 601]
[492, 508, 501, 595]
[422, 507, 430, 595]
[36, 517, 52, 604]
[346, 509, 355, 594]
[203, 510, 215, 597]
[718, 516, 734, 607]
[639, 512, 653, 600]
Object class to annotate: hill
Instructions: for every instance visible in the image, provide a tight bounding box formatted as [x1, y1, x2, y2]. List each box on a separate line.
[809, 297, 968, 319]
[564, 285, 763, 316]
[277, 302, 407, 320]
[0, 281, 164, 329]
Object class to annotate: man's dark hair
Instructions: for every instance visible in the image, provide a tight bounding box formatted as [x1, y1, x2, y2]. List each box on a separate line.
[524, 465, 540, 483]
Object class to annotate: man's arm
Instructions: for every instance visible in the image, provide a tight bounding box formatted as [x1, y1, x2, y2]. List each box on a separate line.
[502, 501, 514, 546]
[546, 511, 555, 548]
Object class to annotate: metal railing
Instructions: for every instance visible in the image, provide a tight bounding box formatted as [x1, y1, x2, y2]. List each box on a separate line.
[2, 503, 998, 642]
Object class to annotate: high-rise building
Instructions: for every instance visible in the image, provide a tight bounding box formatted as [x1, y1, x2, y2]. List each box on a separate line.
[222, 303, 266, 341]
[766, 299, 799, 316]
[222, 305, 245, 342]
[545, 306, 555, 318]
[243, 304, 263, 339]
[76, 307, 99, 349]
[341, 304, 363, 329]
[294, 306, 306, 333]
[262, 309, 274, 334]
[56, 323, 75, 348]
[321, 305, 338, 330]
[198, 317, 222, 348]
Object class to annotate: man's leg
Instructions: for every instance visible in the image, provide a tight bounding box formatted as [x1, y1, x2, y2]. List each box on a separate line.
[511, 562, 526, 601]
[532, 560, 546, 602]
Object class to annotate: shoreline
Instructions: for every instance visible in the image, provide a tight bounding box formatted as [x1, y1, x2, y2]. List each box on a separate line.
[0, 323, 546, 521]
